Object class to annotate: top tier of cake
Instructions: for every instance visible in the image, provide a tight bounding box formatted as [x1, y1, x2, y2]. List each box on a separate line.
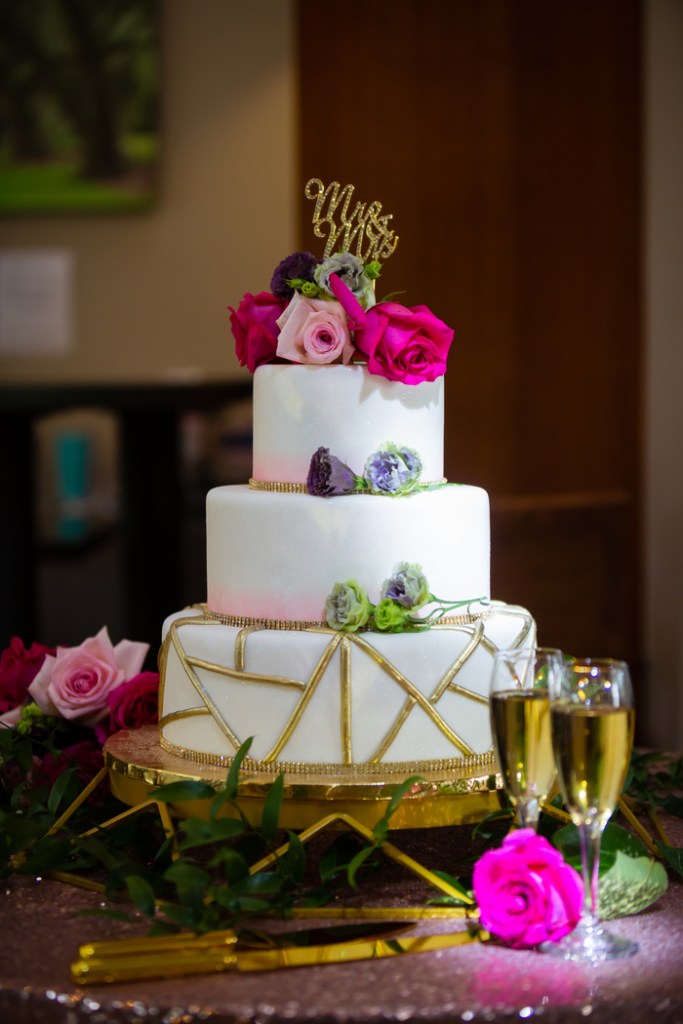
[251, 364, 444, 485]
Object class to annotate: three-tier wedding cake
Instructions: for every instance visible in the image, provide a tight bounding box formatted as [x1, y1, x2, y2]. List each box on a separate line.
[158, 179, 535, 779]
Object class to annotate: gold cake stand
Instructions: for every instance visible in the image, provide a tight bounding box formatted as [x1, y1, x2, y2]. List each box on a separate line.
[104, 726, 501, 829]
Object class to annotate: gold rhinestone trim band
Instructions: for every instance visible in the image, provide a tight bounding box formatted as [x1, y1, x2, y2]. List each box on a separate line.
[249, 477, 447, 493]
[158, 732, 497, 777]
[200, 603, 491, 631]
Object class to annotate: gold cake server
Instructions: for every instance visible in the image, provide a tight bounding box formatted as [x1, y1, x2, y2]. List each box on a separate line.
[73, 924, 486, 984]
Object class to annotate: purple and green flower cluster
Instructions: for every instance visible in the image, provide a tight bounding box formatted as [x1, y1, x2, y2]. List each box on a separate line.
[307, 444, 423, 498]
[324, 563, 484, 634]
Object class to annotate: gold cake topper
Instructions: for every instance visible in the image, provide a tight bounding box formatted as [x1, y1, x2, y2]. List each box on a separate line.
[305, 177, 398, 263]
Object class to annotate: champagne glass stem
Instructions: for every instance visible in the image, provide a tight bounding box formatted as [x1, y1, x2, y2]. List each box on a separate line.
[516, 798, 540, 831]
[578, 822, 602, 926]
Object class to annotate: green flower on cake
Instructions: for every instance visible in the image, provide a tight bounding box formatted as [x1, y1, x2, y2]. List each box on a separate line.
[324, 580, 373, 632]
[373, 598, 411, 633]
[324, 564, 487, 633]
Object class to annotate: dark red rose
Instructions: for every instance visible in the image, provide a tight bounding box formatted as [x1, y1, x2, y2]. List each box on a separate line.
[229, 291, 286, 373]
[107, 671, 159, 734]
[34, 739, 104, 788]
[0, 637, 54, 714]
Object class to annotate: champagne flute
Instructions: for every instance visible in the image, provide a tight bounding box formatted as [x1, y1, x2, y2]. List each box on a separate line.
[545, 658, 638, 962]
[489, 647, 563, 830]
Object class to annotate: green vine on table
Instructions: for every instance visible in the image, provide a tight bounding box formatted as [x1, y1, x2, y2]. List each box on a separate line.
[1, 717, 681, 933]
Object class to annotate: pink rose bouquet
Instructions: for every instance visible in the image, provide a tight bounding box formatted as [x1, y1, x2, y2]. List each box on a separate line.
[229, 291, 286, 373]
[276, 293, 354, 365]
[472, 829, 583, 949]
[28, 626, 149, 727]
[354, 301, 454, 385]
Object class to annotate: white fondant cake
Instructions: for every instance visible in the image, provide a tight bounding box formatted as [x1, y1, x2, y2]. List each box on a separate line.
[160, 365, 535, 774]
[159, 192, 536, 777]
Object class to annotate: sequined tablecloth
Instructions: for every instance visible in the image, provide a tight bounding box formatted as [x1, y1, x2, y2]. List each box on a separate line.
[1, 822, 682, 1024]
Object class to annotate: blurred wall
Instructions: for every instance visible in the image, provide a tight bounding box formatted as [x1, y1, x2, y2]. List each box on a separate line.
[0, 0, 297, 385]
[644, 0, 683, 749]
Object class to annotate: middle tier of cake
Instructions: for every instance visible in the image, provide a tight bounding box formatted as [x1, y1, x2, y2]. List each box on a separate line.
[206, 483, 491, 623]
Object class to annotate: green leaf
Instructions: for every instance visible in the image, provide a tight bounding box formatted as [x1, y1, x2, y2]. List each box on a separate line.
[553, 820, 648, 874]
[373, 775, 422, 841]
[208, 846, 250, 883]
[152, 780, 217, 803]
[279, 830, 306, 884]
[125, 874, 157, 916]
[225, 738, 253, 801]
[46, 766, 78, 818]
[179, 817, 245, 850]
[656, 843, 683, 879]
[163, 861, 211, 909]
[347, 844, 377, 888]
[598, 850, 668, 919]
[260, 774, 284, 843]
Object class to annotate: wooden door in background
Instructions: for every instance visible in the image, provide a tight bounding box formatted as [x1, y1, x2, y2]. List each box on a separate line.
[297, 1, 641, 702]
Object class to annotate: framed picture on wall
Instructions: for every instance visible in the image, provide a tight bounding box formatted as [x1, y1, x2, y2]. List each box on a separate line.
[0, 0, 160, 215]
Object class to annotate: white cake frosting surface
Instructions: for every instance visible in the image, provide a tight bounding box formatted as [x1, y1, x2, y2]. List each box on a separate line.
[252, 364, 444, 485]
[206, 483, 490, 622]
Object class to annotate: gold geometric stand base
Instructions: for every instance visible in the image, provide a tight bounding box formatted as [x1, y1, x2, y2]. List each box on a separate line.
[104, 726, 501, 830]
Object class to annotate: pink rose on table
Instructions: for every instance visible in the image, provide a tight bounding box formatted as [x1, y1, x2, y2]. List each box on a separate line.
[276, 292, 354, 365]
[472, 829, 583, 949]
[28, 627, 149, 727]
[354, 301, 453, 385]
[229, 291, 286, 373]
[95, 671, 159, 742]
[0, 637, 54, 714]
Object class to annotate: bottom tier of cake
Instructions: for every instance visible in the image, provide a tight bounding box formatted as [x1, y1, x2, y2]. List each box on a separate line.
[159, 601, 535, 776]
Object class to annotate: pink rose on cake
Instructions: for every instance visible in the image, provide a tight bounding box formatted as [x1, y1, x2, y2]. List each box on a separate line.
[28, 627, 149, 727]
[354, 301, 453, 385]
[472, 829, 583, 949]
[229, 291, 286, 373]
[276, 292, 354, 365]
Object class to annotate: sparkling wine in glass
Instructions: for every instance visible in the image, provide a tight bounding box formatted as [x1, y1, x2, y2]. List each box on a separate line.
[489, 647, 563, 830]
[545, 658, 638, 962]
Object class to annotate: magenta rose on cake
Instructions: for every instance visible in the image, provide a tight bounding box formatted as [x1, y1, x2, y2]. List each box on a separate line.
[354, 301, 453, 385]
[276, 293, 354, 365]
[229, 291, 286, 372]
[472, 829, 583, 949]
[28, 627, 149, 727]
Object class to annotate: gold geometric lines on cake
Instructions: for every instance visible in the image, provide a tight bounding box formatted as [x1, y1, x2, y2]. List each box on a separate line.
[159, 610, 506, 771]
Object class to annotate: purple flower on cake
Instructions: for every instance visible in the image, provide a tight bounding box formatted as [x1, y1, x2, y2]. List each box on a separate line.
[324, 581, 373, 632]
[472, 829, 583, 950]
[307, 447, 361, 496]
[363, 444, 422, 494]
[276, 292, 354, 365]
[354, 301, 453, 385]
[314, 252, 376, 310]
[381, 562, 431, 609]
[229, 291, 286, 373]
[28, 627, 149, 727]
[270, 251, 320, 300]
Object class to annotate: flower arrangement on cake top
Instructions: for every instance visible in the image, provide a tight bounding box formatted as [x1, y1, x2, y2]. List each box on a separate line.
[229, 178, 454, 385]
